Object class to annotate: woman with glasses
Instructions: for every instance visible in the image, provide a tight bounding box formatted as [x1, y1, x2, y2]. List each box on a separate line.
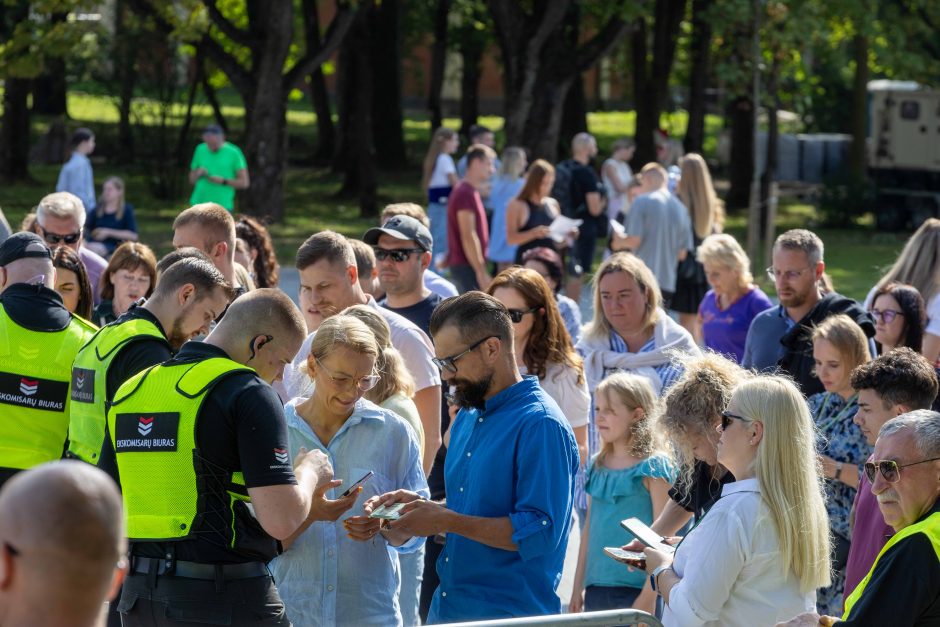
[92, 242, 157, 326]
[807, 314, 872, 615]
[697, 234, 772, 363]
[869, 282, 926, 355]
[270, 314, 428, 627]
[643, 375, 832, 625]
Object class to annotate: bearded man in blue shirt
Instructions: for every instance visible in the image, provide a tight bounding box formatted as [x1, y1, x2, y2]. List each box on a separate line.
[367, 291, 579, 622]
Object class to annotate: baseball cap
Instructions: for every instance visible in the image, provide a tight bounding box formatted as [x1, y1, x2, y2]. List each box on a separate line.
[0, 232, 53, 266]
[363, 215, 433, 252]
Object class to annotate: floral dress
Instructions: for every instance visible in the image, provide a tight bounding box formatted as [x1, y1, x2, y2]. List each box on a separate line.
[807, 391, 872, 616]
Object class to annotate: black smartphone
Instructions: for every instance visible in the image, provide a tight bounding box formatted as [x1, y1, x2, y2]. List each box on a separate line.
[340, 471, 374, 497]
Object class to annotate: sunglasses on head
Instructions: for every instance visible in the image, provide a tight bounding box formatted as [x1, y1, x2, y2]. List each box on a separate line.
[720, 410, 751, 431]
[506, 306, 539, 324]
[373, 247, 424, 263]
[864, 457, 940, 483]
[39, 226, 81, 245]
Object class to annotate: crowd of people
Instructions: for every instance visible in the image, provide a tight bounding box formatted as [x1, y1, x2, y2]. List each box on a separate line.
[0, 122, 937, 627]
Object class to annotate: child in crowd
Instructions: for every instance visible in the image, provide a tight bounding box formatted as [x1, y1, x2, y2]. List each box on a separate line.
[570, 372, 675, 616]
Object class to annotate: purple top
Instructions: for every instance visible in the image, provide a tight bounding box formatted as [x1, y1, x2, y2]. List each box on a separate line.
[699, 287, 773, 363]
[843, 458, 893, 600]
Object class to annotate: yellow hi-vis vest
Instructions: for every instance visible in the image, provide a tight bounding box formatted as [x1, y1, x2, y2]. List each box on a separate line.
[842, 510, 940, 618]
[67, 317, 167, 463]
[108, 356, 254, 542]
[0, 304, 96, 470]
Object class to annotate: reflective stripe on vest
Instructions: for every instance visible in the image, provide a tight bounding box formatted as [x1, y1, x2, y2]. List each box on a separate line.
[842, 510, 940, 618]
[108, 357, 254, 542]
[0, 304, 96, 469]
[67, 317, 167, 463]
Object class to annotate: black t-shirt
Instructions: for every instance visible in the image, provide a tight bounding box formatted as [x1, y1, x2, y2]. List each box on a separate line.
[569, 162, 605, 227]
[379, 292, 450, 499]
[129, 342, 296, 564]
[668, 461, 735, 520]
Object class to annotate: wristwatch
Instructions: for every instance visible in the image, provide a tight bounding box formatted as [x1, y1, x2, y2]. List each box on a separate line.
[834, 461, 844, 479]
[650, 564, 671, 594]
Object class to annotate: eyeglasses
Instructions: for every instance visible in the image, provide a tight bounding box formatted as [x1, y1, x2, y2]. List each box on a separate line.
[432, 335, 496, 374]
[864, 457, 940, 483]
[315, 357, 380, 392]
[39, 226, 81, 245]
[870, 308, 904, 324]
[765, 266, 812, 282]
[373, 247, 424, 263]
[507, 306, 539, 324]
[720, 410, 752, 431]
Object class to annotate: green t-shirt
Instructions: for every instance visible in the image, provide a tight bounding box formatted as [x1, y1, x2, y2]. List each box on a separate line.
[189, 141, 247, 210]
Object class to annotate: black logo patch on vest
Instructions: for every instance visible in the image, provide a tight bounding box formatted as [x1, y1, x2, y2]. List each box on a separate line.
[0, 371, 68, 412]
[70, 367, 96, 403]
[114, 412, 179, 452]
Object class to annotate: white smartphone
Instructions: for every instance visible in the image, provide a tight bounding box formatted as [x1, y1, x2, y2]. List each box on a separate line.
[603, 546, 646, 565]
[620, 517, 675, 554]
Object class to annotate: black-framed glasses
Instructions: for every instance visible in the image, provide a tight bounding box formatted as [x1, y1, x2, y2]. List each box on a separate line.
[315, 357, 380, 392]
[870, 308, 904, 324]
[373, 247, 424, 263]
[864, 457, 940, 483]
[432, 335, 496, 374]
[39, 226, 81, 245]
[765, 266, 811, 282]
[720, 410, 752, 431]
[507, 306, 539, 324]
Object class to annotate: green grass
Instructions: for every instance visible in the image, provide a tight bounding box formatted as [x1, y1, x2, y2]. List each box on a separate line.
[0, 90, 910, 302]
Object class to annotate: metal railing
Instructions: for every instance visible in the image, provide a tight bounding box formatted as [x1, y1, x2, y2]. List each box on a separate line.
[443, 609, 664, 627]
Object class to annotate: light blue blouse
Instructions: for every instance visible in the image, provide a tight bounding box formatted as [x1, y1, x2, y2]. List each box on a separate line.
[269, 398, 429, 627]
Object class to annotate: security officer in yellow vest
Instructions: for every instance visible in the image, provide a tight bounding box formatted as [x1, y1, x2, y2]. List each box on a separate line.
[67, 256, 236, 479]
[778, 409, 940, 627]
[109, 288, 359, 626]
[0, 232, 96, 489]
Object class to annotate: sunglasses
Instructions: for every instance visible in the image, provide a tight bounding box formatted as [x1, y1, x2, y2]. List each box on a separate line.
[373, 247, 424, 263]
[720, 410, 751, 431]
[870, 308, 904, 324]
[864, 457, 940, 483]
[315, 357, 380, 392]
[507, 306, 539, 323]
[39, 226, 81, 245]
[432, 335, 496, 374]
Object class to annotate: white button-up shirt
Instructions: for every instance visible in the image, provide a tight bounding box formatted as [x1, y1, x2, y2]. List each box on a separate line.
[663, 478, 816, 626]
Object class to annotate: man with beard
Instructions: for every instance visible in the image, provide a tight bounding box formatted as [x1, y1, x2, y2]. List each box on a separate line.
[364, 292, 579, 623]
[68, 257, 235, 483]
[742, 229, 874, 396]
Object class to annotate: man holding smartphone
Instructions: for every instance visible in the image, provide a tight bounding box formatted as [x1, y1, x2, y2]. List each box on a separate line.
[365, 292, 579, 623]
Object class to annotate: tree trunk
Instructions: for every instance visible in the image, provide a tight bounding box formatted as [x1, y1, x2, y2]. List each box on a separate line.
[201, 66, 228, 133]
[760, 53, 780, 231]
[427, 0, 452, 130]
[457, 17, 484, 137]
[114, 0, 136, 161]
[32, 64, 68, 116]
[631, 18, 655, 165]
[303, 0, 335, 165]
[559, 72, 588, 157]
[849, 32, 868, 181]
[369, 0, 406, 169]
[0, 78, 32, 181]
[684, 0, 711, 154]
[726, 95, 754, 209]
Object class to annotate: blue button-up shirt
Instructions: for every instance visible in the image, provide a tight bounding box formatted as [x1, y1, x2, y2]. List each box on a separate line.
[427, 376, 579, 623]
[269, 398, 428, 627]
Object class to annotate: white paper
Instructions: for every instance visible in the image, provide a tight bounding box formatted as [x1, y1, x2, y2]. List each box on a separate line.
[609, 219, 626, 237]
[549, 216, 583, 243]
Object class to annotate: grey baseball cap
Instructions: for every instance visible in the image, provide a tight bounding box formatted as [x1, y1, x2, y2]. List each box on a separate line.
[363, 215, 433, 252]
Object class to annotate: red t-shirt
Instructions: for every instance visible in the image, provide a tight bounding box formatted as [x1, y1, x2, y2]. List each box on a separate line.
[446, 180, 489, 267]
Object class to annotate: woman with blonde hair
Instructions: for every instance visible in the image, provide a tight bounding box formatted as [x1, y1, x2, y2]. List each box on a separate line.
[422, 127, 460, 262]
[808, 314, 873, 615]
[505, 159, 563, 264]
[270, 314, 427, 627]
[673, 153, 725, 341]
[697, 233, 773, 362]
[85, 176, 139, 257]
[644, 375, 831, 625]
[868, 218, 940, 363]
[487, 146, 528, 268]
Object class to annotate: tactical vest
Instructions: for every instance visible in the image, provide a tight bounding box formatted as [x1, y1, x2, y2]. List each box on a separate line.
[108, 357, 254, 542]
[68, 317, 168, 463]
[843, 510, 940, 618]
[0, 305, 96, 470]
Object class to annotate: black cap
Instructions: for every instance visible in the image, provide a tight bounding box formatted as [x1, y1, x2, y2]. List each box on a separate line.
[363, 215, 433, 252]
[203, 124, 224, 135]
[0, 232, 52, 266]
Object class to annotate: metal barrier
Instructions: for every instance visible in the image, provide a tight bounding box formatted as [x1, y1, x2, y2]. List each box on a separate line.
[443, 609, 664, 627]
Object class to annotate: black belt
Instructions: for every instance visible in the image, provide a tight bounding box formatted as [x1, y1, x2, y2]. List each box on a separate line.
[131, 557, 269, 580]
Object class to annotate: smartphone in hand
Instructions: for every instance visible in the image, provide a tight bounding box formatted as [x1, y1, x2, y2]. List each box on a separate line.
[604, 546, 647, 569]
[340, 471, 374, 497]
[620, 517, 675, 554]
